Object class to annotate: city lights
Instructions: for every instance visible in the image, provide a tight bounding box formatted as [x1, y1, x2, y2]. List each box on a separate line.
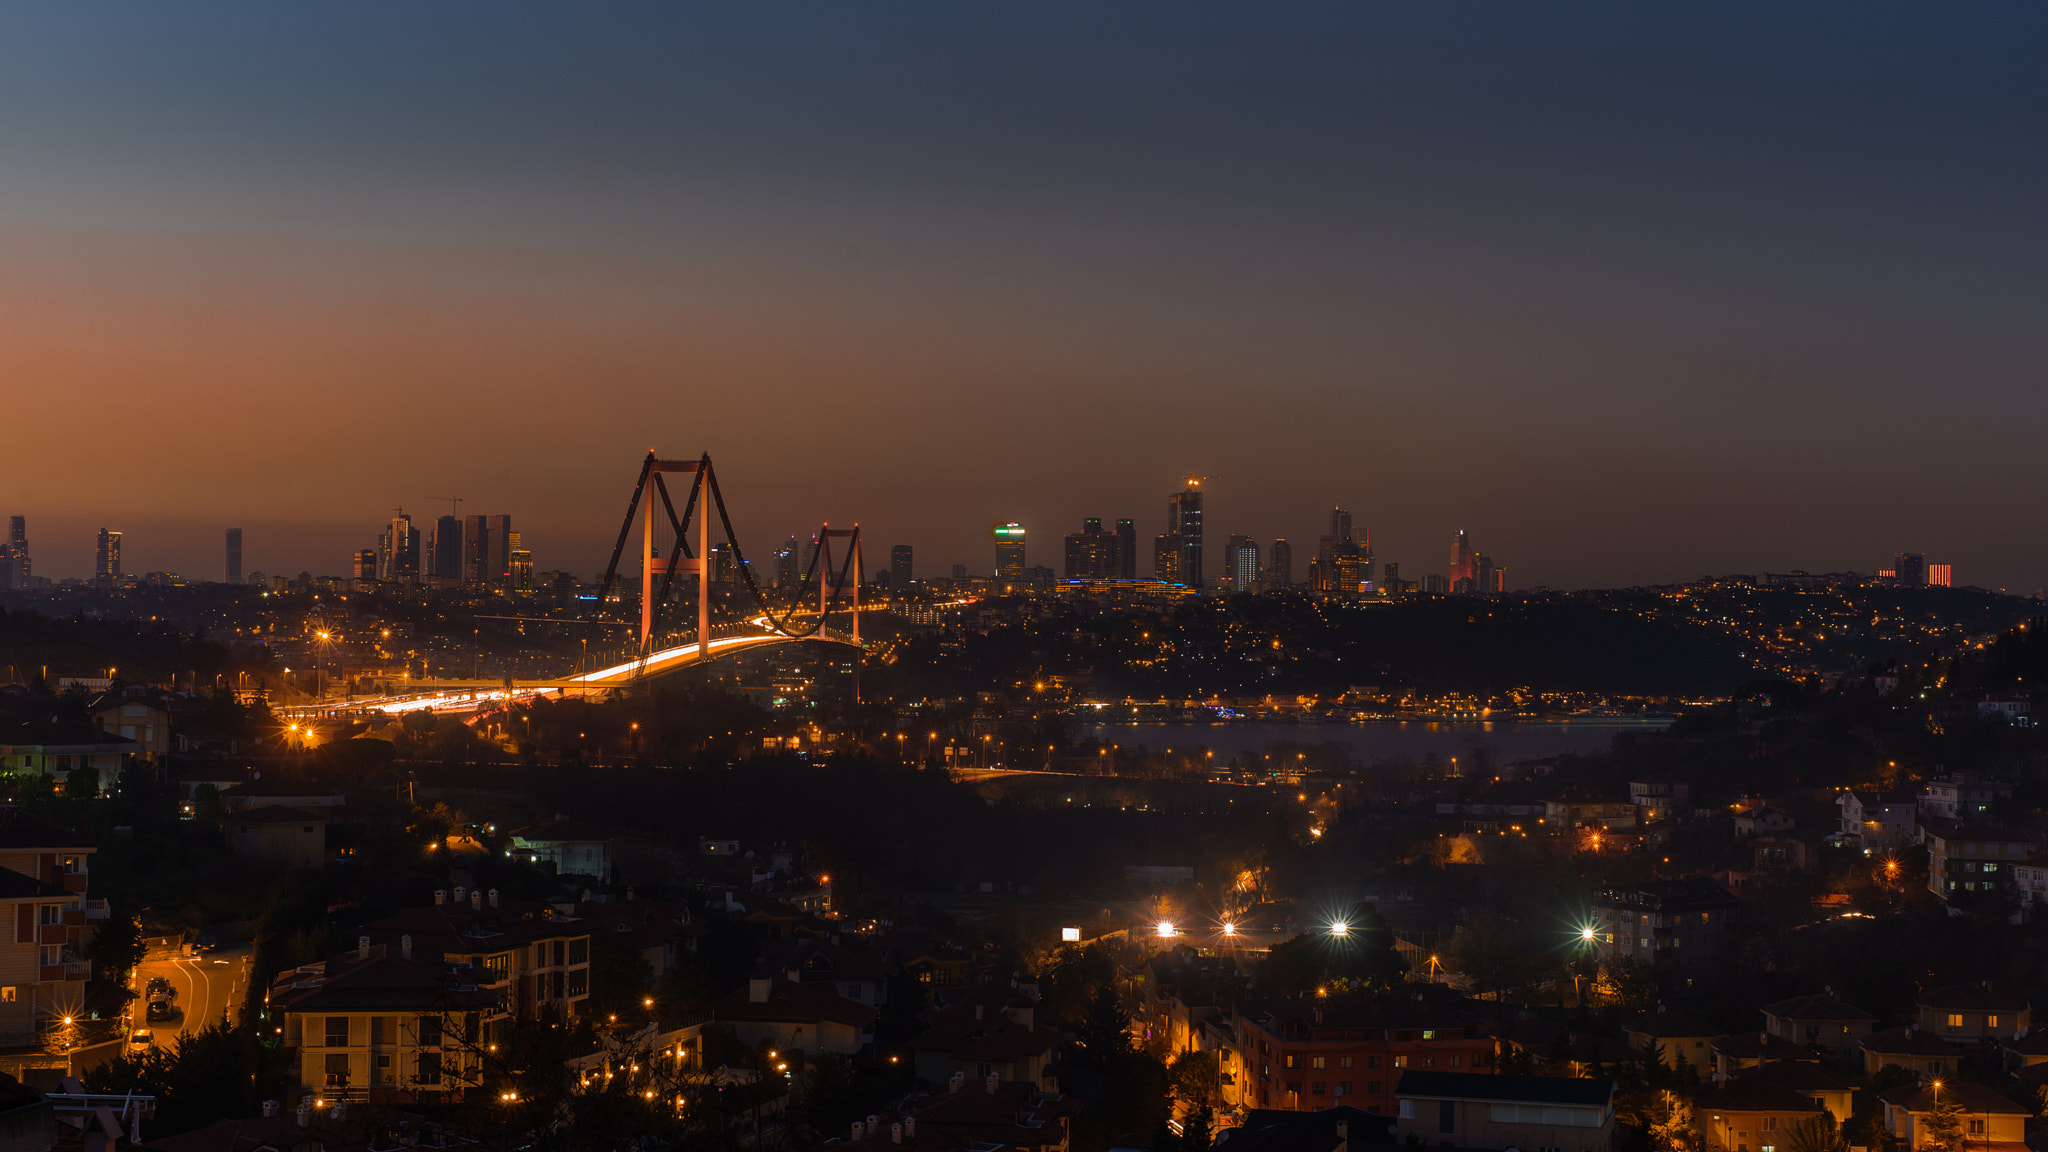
[1328, 921, 1348, 937]
[1156, 920, 1177, 938]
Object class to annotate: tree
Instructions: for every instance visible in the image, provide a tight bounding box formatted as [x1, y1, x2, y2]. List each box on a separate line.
[1169, 1050, 1221, 1113]
[1921, 1088, 1966, 1152]
[1785, 1114, 1849, 1152]
[1181, 1105, 1213, 1152]
[89, 913, 147, 989]
[1647, 1091, 1703, 1152]
[1079, 984, 1133, 1068]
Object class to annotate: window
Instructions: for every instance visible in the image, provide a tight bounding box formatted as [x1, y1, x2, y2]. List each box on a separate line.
[1368, 1081, 1381, 1094]
[1367, 1055, 1381, 1069]
[1392, 1056, 1407, 1068]
[417, 1052, 441, 1085]
[1947, 1014, 1964, 1029]
[1439, 1101, 1456, 1134]
[567, 969, 588, 997]
[59, 857, 82, 875]
[1989, 1015, 2000, 1029]
[1312, 1082, 1326, 1095]
[1285, 1055, 1300, 1069]
[1762, 1117, 1778, 1131]
[1398, 1101, 1415, 1120]
[418, 1015, 443, 1046]
[1968, 1120, 1986, 1135]
[1311, 1056, 1326, 1070]
[1338, 1082, 1352, 1096]
[485, 953, 509, 975]
[38, 905, 59, 925]
[324, 1053, 349, 1086]
[325, 1017, 348, 1047]
[464, 1012, 480, 1042]
[1449, 1055, 1462, 1068]
[1339, 1056, 1353, 1069]
[553, 940, 566, 966]
[1487, 1106, 1603, 1128]
[568, 938, 589, 965]
[0, 988, 14, 1002]
[1422, 1029, 1437, 1040]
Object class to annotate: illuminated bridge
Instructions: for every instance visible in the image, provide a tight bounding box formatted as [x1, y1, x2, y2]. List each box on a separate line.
[290, 452, 870, 717]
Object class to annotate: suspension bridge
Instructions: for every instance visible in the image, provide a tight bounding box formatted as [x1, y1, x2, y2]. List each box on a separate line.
[292, 452, 869, 717]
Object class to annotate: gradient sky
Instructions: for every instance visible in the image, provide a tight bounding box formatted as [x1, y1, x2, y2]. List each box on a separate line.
[2, 4, 2044, 590]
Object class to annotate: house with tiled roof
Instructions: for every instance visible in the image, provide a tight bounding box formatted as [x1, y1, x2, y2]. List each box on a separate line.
[1881, 1082, 2028, 1152]
[569, 893, 693, 977]
[1694, 1077, 1826, 1152]
[1728, 1060, 1856, 1123]
[760, 936, 891, 1007]
[1393, 1071, 1613, 1152]
[139, 1099, 473, 1151]
[508, 819, 612, 883]
[0, 808, 104, 1045]
[816, 1074, 1082, 1152]
[1622, 1008, 1724, 1075]
[266, 940, 502, 1104]
[1858, 1026, 1957, 1078]
[1761, 993, 1876, 1057]
[717, 968, 875, 1056]
[1916, 983, 2029, 1042]
[218, 777, 345, 820]
[0, 721, 141, 794]
[906, 981, 1060, 1088]
[223, 806, 326, 869]
[1711, 1032, 1820, 1079]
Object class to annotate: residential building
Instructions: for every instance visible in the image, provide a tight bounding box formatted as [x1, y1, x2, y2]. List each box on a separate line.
[1236, 994, 1493, 1117]
[1062, 520, 1120, 581]
[2014, 858, 2048, 916]
[1920, 772, 2012, 822]
[1154, 534, 1185, 583]
[1923, 826, 2031, 905]
[0, 809, 99, 1045]
[1881, 1082, 2027, 1152]
[904, 981, 1060, 1088]
[824, 1076, 1082, 1152]
[716, 968, 874, 1056]
[1543, 797, 1639, 828]
[1589, 879, 1737, 976]
[1858, 1027, 1957, 1078]
[1621, 1009, 1724, 1075]
[90, 689, 173, 773]
[1836, 791, 1917, 851]
[268, 939, 502, 1103]
[1694, 1078, 1826, 1152]
[1729, 1061, 1855, 1123]
[1393, 1071, 1613, 1152]
[1732, 807, 1795, 839]
[1761, 994, 1875, 1057]
[1628, 776, 1689, 822]
[508, 819, 613, 883]
[364, 889, 592, 1022]
[224, 807, 327, 869]
[1711, 1033, 1822, 1079]
[0, 722, 141, 794]
[1224, 535, 1260, 592]
[1915, 984, 2029, 1042]
[218, 778, 346, 820]
[993, 524, 1026, 582]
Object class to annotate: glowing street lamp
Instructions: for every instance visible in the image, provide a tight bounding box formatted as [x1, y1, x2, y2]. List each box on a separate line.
[1329, 921, 1350, 937]
[1156, 920, 1177, 938]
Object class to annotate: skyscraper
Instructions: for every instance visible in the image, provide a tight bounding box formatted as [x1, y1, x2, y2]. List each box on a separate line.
[225, 528, 243, 585]
[993, 524, 1027, 580]
[353, 549, 378, 580]
[95, 529, 122, 582]
[1266, 538, 1292, 587]
[381, 514, 419, 583]
[1224, 535, 1260, 591]
[464, 515, 489, 583]
[433, 516, 463, 584]
[890, 545, 913, 588]
[1064, 518, 1120, 580]
[488, 515, 513, 583]
[1452, 530, 1476, 589]
[1928, 563, 1953, 588]
[1153, 533, 1185, 582]
[774, 537, 800, 588]
[1475, 555, 1495, 597]
[3, 516, 28, 591]
[1167, 481, 1204, 587]
[1115, 519, 1137, 579]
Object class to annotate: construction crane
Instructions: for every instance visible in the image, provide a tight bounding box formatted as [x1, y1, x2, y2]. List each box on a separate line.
[429, 496, 465, 518]
[1182, 475, 1220, 489]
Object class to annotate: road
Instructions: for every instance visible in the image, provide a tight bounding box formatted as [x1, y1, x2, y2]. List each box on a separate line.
[132, 943, 253, 1049]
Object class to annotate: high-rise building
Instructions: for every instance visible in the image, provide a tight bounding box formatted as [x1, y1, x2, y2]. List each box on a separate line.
[1422, 573, 1449, 595]
[1064, 518, 1120, 580]
[1153, 533, 1185, 583]
[775, 537, 800, 588]
[510, 549, 535, 591]
[488, 515, 513, 583]
[1224, 535, 1260, 591]
[1266, 538, 1292, 587]
[709, 543, 735, 585]
[381, 514, 419, 583]
[1167, 482, 1205, 587]
[1115, 519, 1137, 579]
[4, 515, 29, 590]
[1928, 563, 1953, 588]
[993, 523, 1027, 581]
[1330, 507, 1353, 546]
[891, 545, 913, 588]
[1894, 552, 1927, 588]
[225, 528, 243, 585]
[463, 515, 489, 583]
[353, 550, 378, 580]
[951, 563, 968, 580]
[433, 516, 463, 584]
[1475, 555, 1496, 597]
[1452, 530, 1475, 588]
[95, 529, 122, 582]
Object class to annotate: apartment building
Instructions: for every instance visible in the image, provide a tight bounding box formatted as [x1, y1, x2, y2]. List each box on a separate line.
[1237, 994, 1493, 1117]
[1836, 791, 1917, 851]
[363, 888, 591, 1022]
[0, 809, 104, 1044]
[267, 939, 501, 1103]
[1589, 880, 1737, 976]
[1622, 1009, 1724, 1075]
[1394, 1071, 1613, 1152]
[1924, 828, 2032, 907]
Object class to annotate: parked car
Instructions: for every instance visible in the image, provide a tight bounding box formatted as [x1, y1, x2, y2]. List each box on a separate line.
[128, 1029, 154, 1052]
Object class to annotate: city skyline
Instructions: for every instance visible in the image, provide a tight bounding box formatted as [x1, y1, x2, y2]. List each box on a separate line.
[0, 6, 2042, 589]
